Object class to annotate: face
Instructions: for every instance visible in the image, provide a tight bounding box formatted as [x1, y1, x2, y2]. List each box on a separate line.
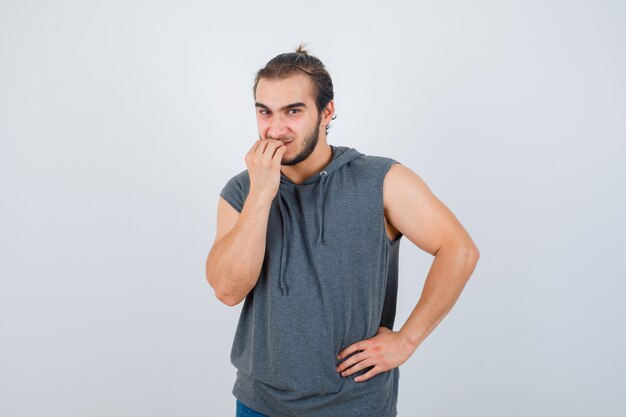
[255, 73, 324, 166]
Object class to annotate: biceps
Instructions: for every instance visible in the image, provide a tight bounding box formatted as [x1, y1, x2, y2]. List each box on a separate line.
[384, 164, 467, 256]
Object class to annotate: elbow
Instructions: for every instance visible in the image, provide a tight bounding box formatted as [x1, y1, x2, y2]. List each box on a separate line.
[443, 240, 480, 275]
[438, 239, 480, 263]
[465, 243, 480, 278]
[210, 282, 243, 307]
[217, 291, 242, 307]
[205, 260, 249, 306]
[469, 244, 480, 263]
[206, 270, 235, 306]
[206, 269, 245, 306]
[459, 238, 480, 265]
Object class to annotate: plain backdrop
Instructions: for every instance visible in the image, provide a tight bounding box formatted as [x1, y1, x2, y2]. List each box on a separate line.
[1, 0, 625, 416]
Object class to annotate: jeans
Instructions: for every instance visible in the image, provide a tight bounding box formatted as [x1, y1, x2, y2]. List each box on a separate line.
[236, 399, 269, 417]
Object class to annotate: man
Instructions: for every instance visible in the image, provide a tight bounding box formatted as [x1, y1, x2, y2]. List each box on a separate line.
[206, 43, 480, 417]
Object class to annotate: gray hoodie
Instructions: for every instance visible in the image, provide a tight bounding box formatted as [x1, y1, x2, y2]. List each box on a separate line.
[219, 144, 403, 417]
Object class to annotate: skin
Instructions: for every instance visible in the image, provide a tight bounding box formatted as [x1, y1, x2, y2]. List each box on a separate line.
[336, 161, 480, 382]
[254, 72, 335, 185]
[210, 71, 480, 384]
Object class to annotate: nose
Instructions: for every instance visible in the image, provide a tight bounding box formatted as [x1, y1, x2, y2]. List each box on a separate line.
[266, 113, 290, 140]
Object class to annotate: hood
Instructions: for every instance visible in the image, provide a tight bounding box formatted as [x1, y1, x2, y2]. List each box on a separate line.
[275, 145, 363, 296]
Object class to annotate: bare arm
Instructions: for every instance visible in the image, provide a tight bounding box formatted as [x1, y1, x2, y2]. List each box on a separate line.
[383, 163, 480, 351]
[206, 193, 272, 306]
[206, 139, 286, 306]
[334, 163, 480, 383]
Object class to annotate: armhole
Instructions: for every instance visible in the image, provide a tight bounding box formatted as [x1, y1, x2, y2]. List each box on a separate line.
[382, 160, 403, 247]
[220, 194, 242, 214]
[219, 174, 245, 213]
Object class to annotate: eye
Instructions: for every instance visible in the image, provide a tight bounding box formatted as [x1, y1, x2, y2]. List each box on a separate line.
[258, 109, 270, 116]
[288, 109, 301, 114]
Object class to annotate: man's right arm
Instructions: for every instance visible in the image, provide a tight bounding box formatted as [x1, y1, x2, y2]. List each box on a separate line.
[205, 192, 272, 306]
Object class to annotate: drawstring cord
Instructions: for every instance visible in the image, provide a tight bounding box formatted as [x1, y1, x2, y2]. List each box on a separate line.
[277, 192, 290, 296]
[316, 170, 328, 244]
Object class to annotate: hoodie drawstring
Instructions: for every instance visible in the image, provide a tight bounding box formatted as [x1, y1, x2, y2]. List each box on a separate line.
[316, 170, 328, 244]
[277, 170, 328, 296]
[277, 191, 290, 296]
[274, 146, 363, 297]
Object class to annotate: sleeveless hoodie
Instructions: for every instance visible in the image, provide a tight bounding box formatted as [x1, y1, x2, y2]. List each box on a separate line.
[219, 144, 403, 417]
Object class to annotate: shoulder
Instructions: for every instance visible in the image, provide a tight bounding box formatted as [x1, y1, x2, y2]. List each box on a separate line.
[351, 153, 402, 179]
[382, 160, 435, 227]
[383, 161, 426, 199]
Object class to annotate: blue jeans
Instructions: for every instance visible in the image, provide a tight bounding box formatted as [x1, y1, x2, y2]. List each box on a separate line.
[236, 399, 269, 417]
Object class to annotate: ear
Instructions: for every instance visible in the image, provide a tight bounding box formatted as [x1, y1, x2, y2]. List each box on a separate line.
[321, 100, 335, 127]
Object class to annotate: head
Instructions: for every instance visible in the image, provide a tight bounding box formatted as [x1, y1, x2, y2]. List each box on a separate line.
[253, 43, 336, 166]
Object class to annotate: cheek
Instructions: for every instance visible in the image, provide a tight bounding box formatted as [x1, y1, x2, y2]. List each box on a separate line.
[292, 118, 310, 132]
[256, 119, 270, 132]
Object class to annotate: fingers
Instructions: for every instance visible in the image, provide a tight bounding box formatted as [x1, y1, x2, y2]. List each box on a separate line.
[352, 365, 381, 382]
[262, 140, 284, 165]
[272, 143, 286, 165]
[246, 139, 284, 166]
[338, 342, 365, 360]
[336, 350, 368, 374]
[339, 357, 376, 379]
[246, 140, 263, 161]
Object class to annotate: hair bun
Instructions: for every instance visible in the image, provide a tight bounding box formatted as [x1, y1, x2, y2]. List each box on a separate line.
[295, 42, 309, 55]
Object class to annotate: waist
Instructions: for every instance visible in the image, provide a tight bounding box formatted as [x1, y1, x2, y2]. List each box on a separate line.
[232, 367, 399, 417]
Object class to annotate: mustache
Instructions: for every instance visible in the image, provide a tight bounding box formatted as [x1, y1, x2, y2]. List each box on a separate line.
[262, 136, 294, 143]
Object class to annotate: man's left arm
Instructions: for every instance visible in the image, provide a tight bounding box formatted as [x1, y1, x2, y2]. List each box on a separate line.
[336, 163, 480, 382]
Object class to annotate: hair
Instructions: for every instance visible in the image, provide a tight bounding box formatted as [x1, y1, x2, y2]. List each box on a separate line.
[252, 42, 337, 135]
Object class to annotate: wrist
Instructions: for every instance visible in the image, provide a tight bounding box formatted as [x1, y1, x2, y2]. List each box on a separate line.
[399, 328, 422, 351]
[245, 190, 274, 210]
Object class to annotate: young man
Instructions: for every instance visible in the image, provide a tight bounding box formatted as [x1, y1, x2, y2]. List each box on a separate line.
[206, 44, 480, 417]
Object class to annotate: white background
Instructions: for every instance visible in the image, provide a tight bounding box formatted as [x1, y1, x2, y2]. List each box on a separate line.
[1, 0, 625, 416]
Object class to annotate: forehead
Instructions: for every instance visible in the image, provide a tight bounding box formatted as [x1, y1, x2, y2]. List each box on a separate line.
[256, 73, 315, 108]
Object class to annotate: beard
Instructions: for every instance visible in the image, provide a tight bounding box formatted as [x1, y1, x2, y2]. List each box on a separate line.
[280, 113, 322, 167]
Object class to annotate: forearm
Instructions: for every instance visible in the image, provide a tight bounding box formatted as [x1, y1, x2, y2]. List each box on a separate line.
[206, 194, 272, 306]
[398, 244, 479, 351]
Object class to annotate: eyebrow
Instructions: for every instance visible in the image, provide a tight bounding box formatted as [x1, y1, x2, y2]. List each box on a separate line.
[255, 102, 307, 111]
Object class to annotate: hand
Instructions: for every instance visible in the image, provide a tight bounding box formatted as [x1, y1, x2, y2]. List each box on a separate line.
[336, 326, 416, 382]
[245, 139, 286, 204]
